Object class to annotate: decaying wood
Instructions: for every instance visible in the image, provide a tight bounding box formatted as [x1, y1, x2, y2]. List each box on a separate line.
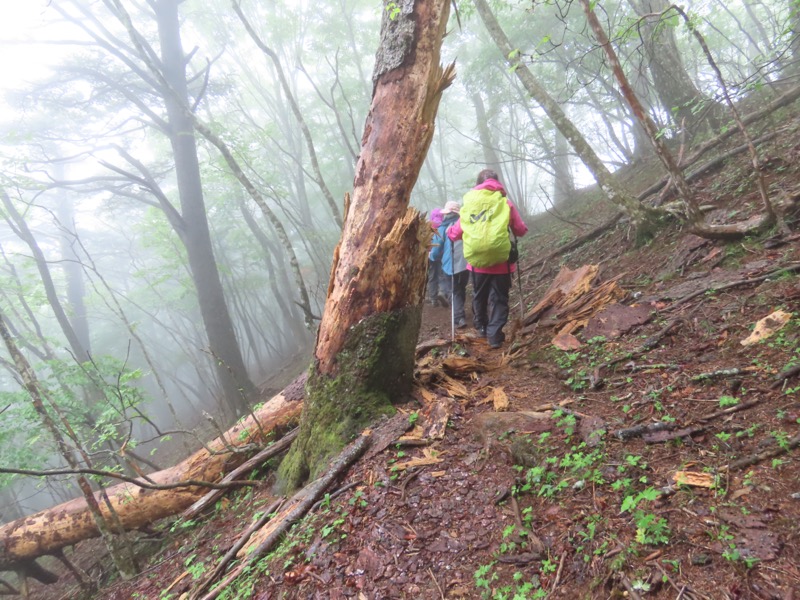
[771, 364, 800, 389]
[667, 263, 800, 310]
[524, 265, 599, 326]
[415, 338, 452, 357]
[613, 421, 676, 441]
[723, 433, 800, 472]
[280, 0, 455, 489]
[643, 425, 705, 444]
[194, 433, 371, 600]
[313, 0, 455, 373]
[673, 471, 714, 488]
[363, 412, 414, 460]
[690, 368, 752, 381]
[0, 389, 303, 571]
[522, 265, 629, 345]
[697, 398, 762, 422]
[188, 497, 285, 599]
[553, 277, 625, 335]
[182, 428, 299, 520]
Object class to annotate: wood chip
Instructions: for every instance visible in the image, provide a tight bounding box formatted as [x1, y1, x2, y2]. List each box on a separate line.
[552, 332, 582, 350]
[741, 310, 792, 346]
[672, 471, 714, 488]
[394, 448, 443, 471]
[492, 387, 510, 412]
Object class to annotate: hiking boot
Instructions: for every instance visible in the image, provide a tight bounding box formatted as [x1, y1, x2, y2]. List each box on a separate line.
[488, 332, 505, 349]
[475, 326, 487, 338]
[455, 318, 467, 329]
[437, 293, 450, 308]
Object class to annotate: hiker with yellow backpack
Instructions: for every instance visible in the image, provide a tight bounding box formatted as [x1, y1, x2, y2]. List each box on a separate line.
[447, 169, 528, 349]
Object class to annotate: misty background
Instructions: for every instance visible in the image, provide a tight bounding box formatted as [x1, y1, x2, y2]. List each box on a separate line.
[0, 0, 796, 519]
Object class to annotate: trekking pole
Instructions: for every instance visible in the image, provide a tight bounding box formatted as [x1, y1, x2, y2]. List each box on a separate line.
[450, 239, 456, 342]
[514, 233, 525, 321]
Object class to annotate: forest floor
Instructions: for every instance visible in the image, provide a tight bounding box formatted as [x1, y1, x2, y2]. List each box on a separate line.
[27, 105, 800, 599]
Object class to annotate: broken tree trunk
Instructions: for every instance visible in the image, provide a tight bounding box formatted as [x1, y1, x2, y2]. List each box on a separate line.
[276, 0, 454, 491]
[0, 388, 302, 574]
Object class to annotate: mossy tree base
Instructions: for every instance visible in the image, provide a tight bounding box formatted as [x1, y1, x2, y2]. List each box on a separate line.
[275, 0, 450, 492]
[276, 307, 421, 493]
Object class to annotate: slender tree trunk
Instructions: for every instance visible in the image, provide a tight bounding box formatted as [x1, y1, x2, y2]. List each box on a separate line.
[231, 0, 343, 228]
[629, 0, 724, 136]
[152, 0, 255, 417]
[472, 0, 657, 238]
[277, 0, 455, 491]
[470, 91, 504, 176]
[789, 0, 800, 74]
[52, 171, 91, 356]
[0, 311, 137, 579]
[0, 192, 90, 362]
[553, 129, 575, 205]
[238, 201, 310, 347]
[580, 0, 703, 225]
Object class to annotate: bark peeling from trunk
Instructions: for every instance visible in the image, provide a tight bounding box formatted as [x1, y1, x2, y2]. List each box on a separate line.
[373, 0, 417, 85]
[277, 0, 453, 491]
[0, 393, 301, 571]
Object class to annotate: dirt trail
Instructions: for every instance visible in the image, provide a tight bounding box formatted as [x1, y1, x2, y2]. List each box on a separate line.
[25, 115, 800, 600]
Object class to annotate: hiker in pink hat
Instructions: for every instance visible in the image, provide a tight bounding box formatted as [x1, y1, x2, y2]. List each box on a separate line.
[426, 207, 448, 307]
[430, 201, 468, 327]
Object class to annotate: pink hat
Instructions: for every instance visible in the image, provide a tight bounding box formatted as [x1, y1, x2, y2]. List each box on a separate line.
[430, 208, 444, 227]
[441, 201, 460, 215]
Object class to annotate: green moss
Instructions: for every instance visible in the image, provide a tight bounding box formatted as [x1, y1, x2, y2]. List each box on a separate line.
[275, 305, 421, 492]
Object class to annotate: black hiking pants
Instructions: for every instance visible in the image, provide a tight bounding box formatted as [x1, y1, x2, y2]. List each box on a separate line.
[471, 271, 512, 345]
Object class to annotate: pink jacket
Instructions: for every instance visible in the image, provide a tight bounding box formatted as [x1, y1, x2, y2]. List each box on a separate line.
[447, 179, 528, 274]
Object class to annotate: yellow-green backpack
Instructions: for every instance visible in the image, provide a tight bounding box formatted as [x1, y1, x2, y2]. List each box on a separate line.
[460, 188, 511, 268]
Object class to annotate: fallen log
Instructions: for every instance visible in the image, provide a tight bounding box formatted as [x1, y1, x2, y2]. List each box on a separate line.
[0, 386, 304, 573]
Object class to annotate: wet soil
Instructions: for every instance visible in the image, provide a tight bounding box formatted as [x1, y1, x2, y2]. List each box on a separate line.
[24, 109, 800, 600]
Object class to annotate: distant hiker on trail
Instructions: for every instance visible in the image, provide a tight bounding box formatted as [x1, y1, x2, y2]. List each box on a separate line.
[427, 207, 449, 307]
[447, 169, 528, 349]
[429, 200, 469, 328]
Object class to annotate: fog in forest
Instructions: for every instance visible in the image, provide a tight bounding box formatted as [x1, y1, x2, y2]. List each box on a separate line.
[0, 0, 795, 521]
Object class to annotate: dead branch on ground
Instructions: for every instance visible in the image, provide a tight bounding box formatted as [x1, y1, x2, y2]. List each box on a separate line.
[182, 428, 298, 520]
[667, 263, 800, 310]
[723, 432, 800, 472]
[193, 433, 371, 600]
